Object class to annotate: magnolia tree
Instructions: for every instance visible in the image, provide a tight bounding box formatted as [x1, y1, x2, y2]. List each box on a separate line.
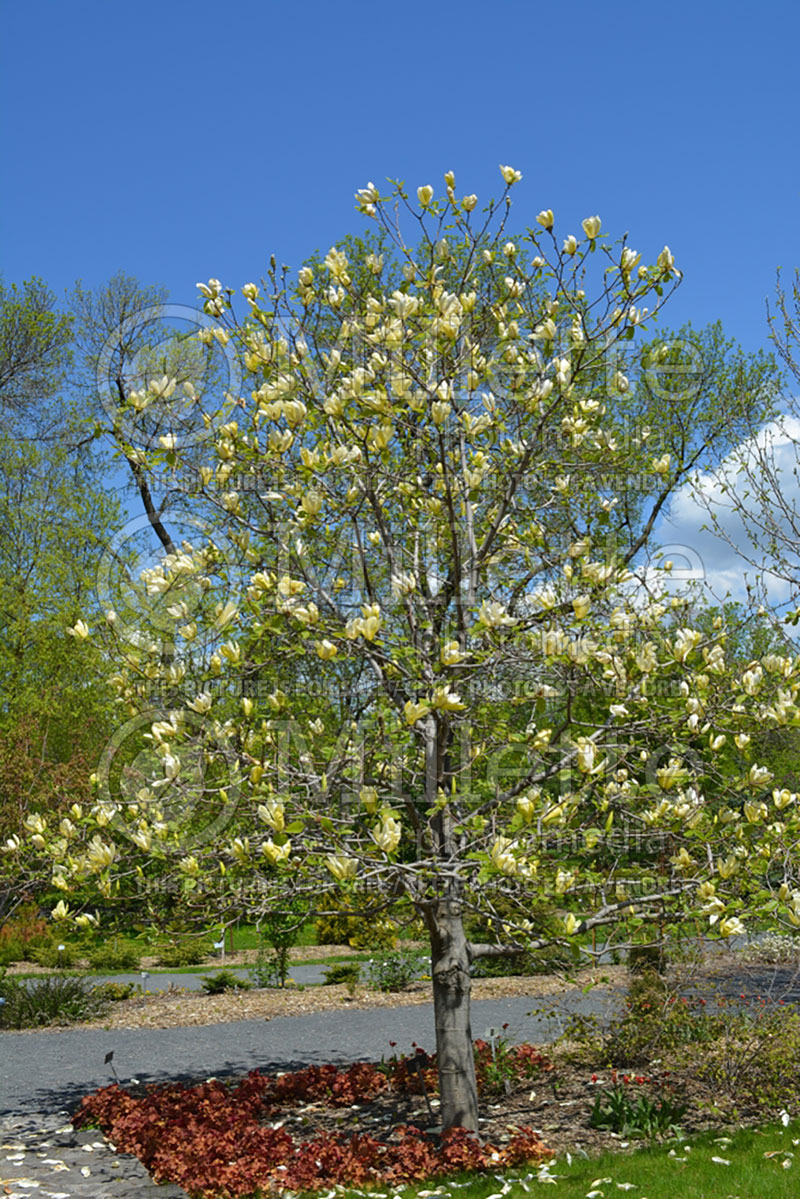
[11, 168, 800, 1133]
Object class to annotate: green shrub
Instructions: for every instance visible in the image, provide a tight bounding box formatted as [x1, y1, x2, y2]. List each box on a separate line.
[0, 939, 23, 966]
[0, 969, 110, 1029]
[155, 939, 211, 967]
[322, 962, 362, 994]
[92, 980, 135, 1002]
[30, 942, 80, 968]
[200, 969, 252, 994]
[87, 942, 141, 971]
[314, 895, 397, 950]
[366, 948, 426, 992]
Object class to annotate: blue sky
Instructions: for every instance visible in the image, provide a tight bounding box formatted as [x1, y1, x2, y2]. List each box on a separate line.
[2, 0, 800, 608]
[3, 0, 798, 353]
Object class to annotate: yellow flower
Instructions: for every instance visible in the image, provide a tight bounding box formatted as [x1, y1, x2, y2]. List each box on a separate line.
[316, 640, 338, 660]
[373, 815, 401, 853]
[572, 595, 591, 620]
[417, 184, 434, 207]
[326, 854, 358, 881]
[536, 209, 554, 230]
[262, 838, 291, 865]
[404, 699, 431, 725]
[499, 164, 522, 185]
[581, 215, 601, 239]
[257, 800, 285, 832]
[67, 619, 90, 640]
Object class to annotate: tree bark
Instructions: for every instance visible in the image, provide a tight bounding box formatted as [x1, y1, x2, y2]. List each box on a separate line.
[424, 897, 479, 1133]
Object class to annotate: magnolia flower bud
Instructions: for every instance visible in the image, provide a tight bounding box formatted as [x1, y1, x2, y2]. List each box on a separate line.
[417, 184, 434, 207]
[581, 215, 601, 239]
[536, 209, 554, 230]
[462, 194, 478, 212]
[562, 235, 578, 256]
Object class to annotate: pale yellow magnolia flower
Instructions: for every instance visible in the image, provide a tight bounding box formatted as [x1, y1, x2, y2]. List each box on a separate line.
[717, 854, 739, 880]
[536, 209, 554, 230]
[293, 603, 319, 625]
[575, 737, 597, 774]
[478, 600, 516, 629]
[673, 628, 701, 663]
[749, 763, 773, 787]
[490, 837, 517, 875]
[718, 916, 746, 938]
[656, 760, 689, 790]
[316, 640, 339, 660]
[652, 453, 671, 475]
[67, 620, 90, 640]
[462, 194, 478, 211]
[326, 854, 358, 881]
[440, 640, 464, 666]
[555, 869, 576, 894]
[187, 692, 213, 714]
[215, 599, 239, 629]
[429, 685, 464, 712]
[563, 913, 580, 936]
[373, 815, 401, 853]
[499, 164, 522, 185]
[773, 788, 796, 809]
[258, 801, 285, 832]
[51, 900, 71, 921]
[572, 595, 591, 620]
[87, 836, 116, 871]
[75, 912, 99, 929]
[277, 575, 305, 598]
[178, 855, 200, 875]
[301, 491, 323, 516]
[744, 800, 768, 823]
[359, 786, 379, 814]
[563, 234, 578, 256]
[130, 828, 152, 852]
[417, 184, 434, 207]
[391, 572, 417, 599]
[230, 837, 250, 863]
[516, 795, 536, 822]
[670, 847, 694, 872]
[262, 838, 291, 865]
[582, 215, 601, 239]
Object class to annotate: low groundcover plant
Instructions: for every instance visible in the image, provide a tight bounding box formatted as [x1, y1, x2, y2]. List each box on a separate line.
[73, 1045, 553, 1195]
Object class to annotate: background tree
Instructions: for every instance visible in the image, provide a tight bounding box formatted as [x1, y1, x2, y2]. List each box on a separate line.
[15, 170, 800, 1136]
[0, 277, 73, 439]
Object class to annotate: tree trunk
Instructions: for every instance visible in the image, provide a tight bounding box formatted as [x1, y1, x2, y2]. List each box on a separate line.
[425, 897, 479, 1133]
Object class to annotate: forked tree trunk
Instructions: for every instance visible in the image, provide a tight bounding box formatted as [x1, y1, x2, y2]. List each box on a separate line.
[425, 897, 479, 1133]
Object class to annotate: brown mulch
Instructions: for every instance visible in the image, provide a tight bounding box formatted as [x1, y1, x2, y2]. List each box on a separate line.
[14, 964, 630, 1033]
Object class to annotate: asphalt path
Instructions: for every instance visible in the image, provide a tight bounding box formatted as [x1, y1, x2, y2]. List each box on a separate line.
[0, 985, 622, 1117]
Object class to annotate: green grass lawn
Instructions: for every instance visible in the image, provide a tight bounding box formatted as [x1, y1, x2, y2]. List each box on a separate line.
[318, 1118, 800, 1199]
